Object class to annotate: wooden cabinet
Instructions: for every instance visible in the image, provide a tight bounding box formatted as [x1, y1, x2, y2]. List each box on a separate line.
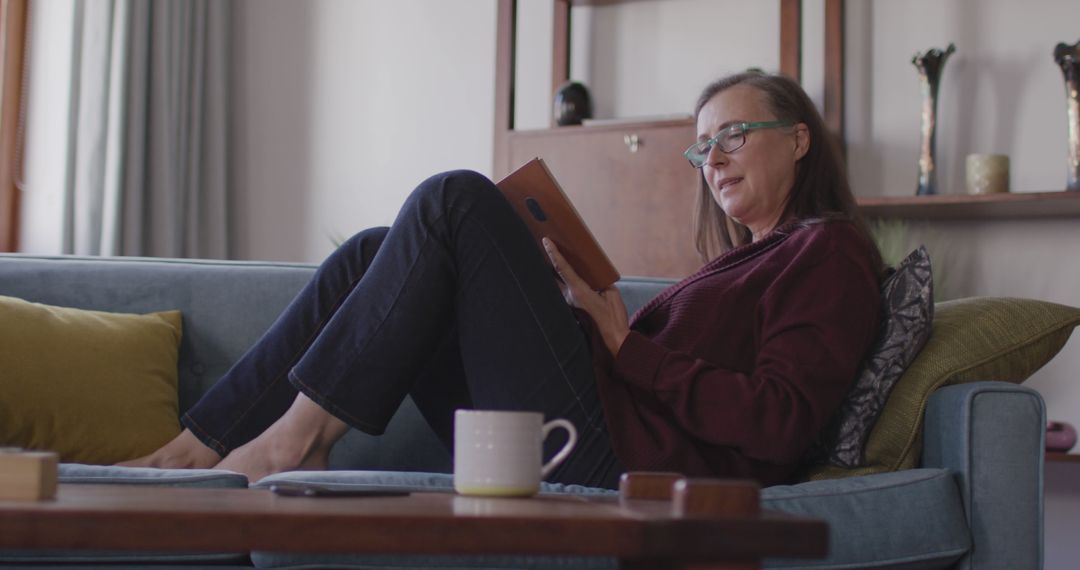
[509, 120, 700, 277]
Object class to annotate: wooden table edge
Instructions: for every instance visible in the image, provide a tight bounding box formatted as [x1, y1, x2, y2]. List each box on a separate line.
[0, 483, 828, 565]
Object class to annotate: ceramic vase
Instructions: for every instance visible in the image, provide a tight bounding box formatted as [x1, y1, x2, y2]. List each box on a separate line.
[553, 81, 593, 127]
[1053, 39, 1080, 191]
[912, 44, 956, 196]
[1047, 421, 1077, 453]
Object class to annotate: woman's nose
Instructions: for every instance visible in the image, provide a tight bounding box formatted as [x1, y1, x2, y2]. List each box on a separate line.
[704, 144, 727, 168]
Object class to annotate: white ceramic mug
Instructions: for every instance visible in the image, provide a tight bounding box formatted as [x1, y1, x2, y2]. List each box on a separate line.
[453, 410, 577, 497]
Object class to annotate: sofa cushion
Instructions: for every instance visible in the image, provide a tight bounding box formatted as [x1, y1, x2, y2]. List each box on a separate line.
[57, 463, 249, 487]
[0, 465, 249, 566]
[252, 469, 617, 497]
[616, 277, 672, 316]
[0, 295, 183, 464]
[762, 468, 969, 569]
[811, 246, 934, 468]
[810, 297, 1080, 479]
[0, 546, 248, 566]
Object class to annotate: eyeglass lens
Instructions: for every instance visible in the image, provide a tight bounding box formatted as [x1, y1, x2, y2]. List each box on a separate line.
[690, 127, 745, 165]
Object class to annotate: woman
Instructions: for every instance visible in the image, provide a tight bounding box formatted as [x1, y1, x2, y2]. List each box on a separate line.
[123, 71, 882, 488]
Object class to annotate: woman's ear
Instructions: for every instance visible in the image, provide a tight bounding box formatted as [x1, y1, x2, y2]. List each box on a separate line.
[793, 123, 810, 161]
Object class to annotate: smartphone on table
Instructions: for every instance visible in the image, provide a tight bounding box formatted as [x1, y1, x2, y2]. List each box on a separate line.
[268, 483, 411, 498]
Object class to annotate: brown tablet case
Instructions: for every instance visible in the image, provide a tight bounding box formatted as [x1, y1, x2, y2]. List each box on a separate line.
[496, 158, 621, 290]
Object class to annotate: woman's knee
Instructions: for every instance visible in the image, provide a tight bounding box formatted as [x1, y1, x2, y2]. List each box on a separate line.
[410, 169, 503, 210]
[336, 226, 390, 265]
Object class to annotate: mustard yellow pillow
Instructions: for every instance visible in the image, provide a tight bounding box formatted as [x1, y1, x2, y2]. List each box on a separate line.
[808, 297, 1080, 480]
[0, 295, 183, 464]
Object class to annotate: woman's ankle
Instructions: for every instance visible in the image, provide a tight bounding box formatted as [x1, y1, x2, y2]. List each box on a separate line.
[170, 429, 221, 468]
[281, 393, 350, 451]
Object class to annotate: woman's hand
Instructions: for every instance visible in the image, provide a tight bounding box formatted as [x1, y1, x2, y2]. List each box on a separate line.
[542, 237, 630, 355]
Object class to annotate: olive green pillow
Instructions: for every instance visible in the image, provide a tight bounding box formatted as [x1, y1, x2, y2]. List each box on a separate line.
[809, 297, 1080, 480]
[0, 295, 183, 464]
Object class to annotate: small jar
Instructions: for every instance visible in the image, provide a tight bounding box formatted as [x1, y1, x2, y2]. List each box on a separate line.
[965, 154, 1010, 194]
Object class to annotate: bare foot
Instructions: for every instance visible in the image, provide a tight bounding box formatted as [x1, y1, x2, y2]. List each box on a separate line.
[214, 393, 349, 482]
[117, 429, 221, 469]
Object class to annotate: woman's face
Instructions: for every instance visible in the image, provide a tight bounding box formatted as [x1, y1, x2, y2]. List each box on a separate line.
[695, 84, 809, 240]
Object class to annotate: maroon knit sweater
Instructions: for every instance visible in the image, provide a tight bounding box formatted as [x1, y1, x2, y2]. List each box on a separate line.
[591, 219, 880, 486]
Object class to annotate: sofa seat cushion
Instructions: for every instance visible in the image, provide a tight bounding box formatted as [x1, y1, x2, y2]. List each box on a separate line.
[251, 469, 617, 497]
[249, 470, 617, 570]
[0, 465, 250, 566]
[57, 463, 249, 487]
[762, 468, 969, 569]
[0, 554, 251, 565]
[0, 567, 251, 569]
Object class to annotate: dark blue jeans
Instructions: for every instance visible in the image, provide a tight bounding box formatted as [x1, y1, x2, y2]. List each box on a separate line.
[182, 170, 621, 488]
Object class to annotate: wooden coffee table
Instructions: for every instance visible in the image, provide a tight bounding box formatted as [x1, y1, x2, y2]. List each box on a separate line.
[0, 474, 827, 570]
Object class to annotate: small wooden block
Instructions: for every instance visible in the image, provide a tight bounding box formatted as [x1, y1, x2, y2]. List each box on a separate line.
[619, 471, 686, 500]
[0, 449, 59, 501]
[673, 479, 760, 518]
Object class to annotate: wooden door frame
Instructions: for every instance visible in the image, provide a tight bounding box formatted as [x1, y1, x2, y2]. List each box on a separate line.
[0, 0, 28, 252]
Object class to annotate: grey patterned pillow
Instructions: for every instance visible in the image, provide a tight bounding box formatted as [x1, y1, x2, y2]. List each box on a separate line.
[809, 246, 934, 468]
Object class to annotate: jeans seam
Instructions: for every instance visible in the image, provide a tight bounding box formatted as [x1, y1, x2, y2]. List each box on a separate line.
[211, 272, 366, 451]
[181, 413, 229, 457]
[450, 203, 592, 421]
[317, 218, 442, 399]
[290, 371, 386, 435]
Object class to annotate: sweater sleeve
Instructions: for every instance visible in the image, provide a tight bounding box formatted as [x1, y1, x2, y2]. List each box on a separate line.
[610, 247, 880, 466]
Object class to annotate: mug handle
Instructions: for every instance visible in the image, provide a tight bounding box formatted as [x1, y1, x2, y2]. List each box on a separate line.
[540, 419, 578, 478]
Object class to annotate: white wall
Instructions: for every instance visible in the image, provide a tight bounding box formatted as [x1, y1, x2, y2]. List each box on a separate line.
[513, 0, 553, 130]
[590, 0, 779, 120]
[19, 0, 75, 253]
[846, 0, 1077, 197]
[230, 0, 496, 262]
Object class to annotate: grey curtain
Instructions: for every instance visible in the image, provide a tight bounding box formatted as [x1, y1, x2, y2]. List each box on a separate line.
[65, 0, 229, 258]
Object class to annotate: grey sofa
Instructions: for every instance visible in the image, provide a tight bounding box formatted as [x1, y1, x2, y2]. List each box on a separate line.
[0, 253, 1045, 570]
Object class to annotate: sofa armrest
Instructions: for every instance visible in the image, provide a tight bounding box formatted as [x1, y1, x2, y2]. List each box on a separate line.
[922, 381, 1045, 570]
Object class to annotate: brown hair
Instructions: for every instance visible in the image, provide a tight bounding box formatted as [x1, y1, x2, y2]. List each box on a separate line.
[691, 71, 882, 276]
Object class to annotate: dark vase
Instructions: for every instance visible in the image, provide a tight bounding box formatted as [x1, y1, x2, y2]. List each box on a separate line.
[553, 81, 593, 126]
[1053, 39, 1080, 191]
[912, 44, 956, 196]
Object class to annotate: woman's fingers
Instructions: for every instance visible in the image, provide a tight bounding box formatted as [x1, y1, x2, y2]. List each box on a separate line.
[543, 239, 630, 355]
[601, 286, 627, 314]
[542, 238, 589, 297]
[554, 277, 571, 304]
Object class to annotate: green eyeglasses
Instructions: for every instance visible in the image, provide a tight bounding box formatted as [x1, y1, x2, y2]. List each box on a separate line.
[684, 120, 794, 168]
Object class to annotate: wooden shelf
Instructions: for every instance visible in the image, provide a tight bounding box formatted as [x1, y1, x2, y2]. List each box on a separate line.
[857, 191, 1080, 220]
[568, 0, 655, 5]
[1047, 452, 1080, 463]
[508, 118, 694, 138]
